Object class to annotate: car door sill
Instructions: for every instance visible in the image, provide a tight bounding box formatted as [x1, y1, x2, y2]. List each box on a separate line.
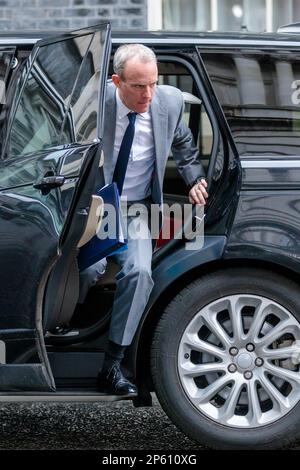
[0, 390, 135, 402]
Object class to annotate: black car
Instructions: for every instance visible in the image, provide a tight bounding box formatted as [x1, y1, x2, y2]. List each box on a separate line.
[1, 23, 300, 450]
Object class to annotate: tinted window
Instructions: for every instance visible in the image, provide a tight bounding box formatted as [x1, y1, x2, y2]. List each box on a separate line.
[200, 49, 300, 157]
[60, 34, 102, 145]
[7, 32, 105, 158]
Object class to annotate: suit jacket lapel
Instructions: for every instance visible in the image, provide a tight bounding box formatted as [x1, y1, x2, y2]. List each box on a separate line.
[150, 92, 168, 197]
[103, 84, 117, 184]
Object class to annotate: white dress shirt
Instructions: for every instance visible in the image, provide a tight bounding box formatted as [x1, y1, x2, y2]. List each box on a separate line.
[114, 90, 155, 201]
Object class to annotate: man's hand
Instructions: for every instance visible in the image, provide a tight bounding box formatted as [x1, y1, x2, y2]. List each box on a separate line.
[188, 178, 208, 205]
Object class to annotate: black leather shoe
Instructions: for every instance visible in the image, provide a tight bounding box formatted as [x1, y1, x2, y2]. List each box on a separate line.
[97, 364, 138, 396]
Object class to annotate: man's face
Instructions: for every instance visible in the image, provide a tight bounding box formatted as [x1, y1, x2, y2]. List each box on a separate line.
[112, 58, 158, 113]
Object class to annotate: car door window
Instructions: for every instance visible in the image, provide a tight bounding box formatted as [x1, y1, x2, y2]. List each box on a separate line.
[6, 32, 105, 160]
[200, 49, 300, 158]
[60, 37, 102, 145]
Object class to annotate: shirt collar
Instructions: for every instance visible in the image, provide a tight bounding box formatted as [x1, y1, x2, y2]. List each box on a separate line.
[116, 89, 131, 119]
[116, 89, 149, 120]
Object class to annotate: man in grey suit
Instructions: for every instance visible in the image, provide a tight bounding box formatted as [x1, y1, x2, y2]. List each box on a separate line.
[82, 44, 208, 396]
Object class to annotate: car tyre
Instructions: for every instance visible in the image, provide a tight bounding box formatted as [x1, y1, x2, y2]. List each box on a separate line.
[151, 267, 300, 449]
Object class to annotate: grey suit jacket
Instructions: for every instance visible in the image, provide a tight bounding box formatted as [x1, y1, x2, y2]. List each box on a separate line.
[102, 82, 205, 206]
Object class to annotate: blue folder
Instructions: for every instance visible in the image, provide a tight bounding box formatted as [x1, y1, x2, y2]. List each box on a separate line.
[77, 182, 127, 271]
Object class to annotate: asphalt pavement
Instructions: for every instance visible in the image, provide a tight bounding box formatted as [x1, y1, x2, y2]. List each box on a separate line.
[0, 396, 202, 450]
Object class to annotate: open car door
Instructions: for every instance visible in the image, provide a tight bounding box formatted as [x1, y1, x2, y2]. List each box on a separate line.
[0, 24, 111, 392]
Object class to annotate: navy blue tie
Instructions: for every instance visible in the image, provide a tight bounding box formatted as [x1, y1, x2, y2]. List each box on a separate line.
[113, 112, 137, 194]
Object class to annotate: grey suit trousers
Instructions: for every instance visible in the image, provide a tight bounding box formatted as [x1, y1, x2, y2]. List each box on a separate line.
[79, 199, 154, 346]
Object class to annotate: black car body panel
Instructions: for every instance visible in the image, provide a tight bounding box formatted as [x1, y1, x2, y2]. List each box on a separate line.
[0, 24, 111, 391]
[151, 235, 227, 302]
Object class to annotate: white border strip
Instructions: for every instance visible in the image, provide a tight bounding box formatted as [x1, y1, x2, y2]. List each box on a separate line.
[266, 0, 273, 33]
[1, 37, 300, 48]
[0, 38, 39, 45]
[112, 37, 300, 47]
[211, 0, 218, 31]
[147, 0, 162, 30]
[241, 159, 300, 168]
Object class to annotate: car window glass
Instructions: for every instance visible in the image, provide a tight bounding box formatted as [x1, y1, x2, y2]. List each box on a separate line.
[200, 49, 300, 157]
[7, 31, 105, 158]
[7, 38, 86, 157]
[60, 32, 103, 146]
[158, 61, 213, 196]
